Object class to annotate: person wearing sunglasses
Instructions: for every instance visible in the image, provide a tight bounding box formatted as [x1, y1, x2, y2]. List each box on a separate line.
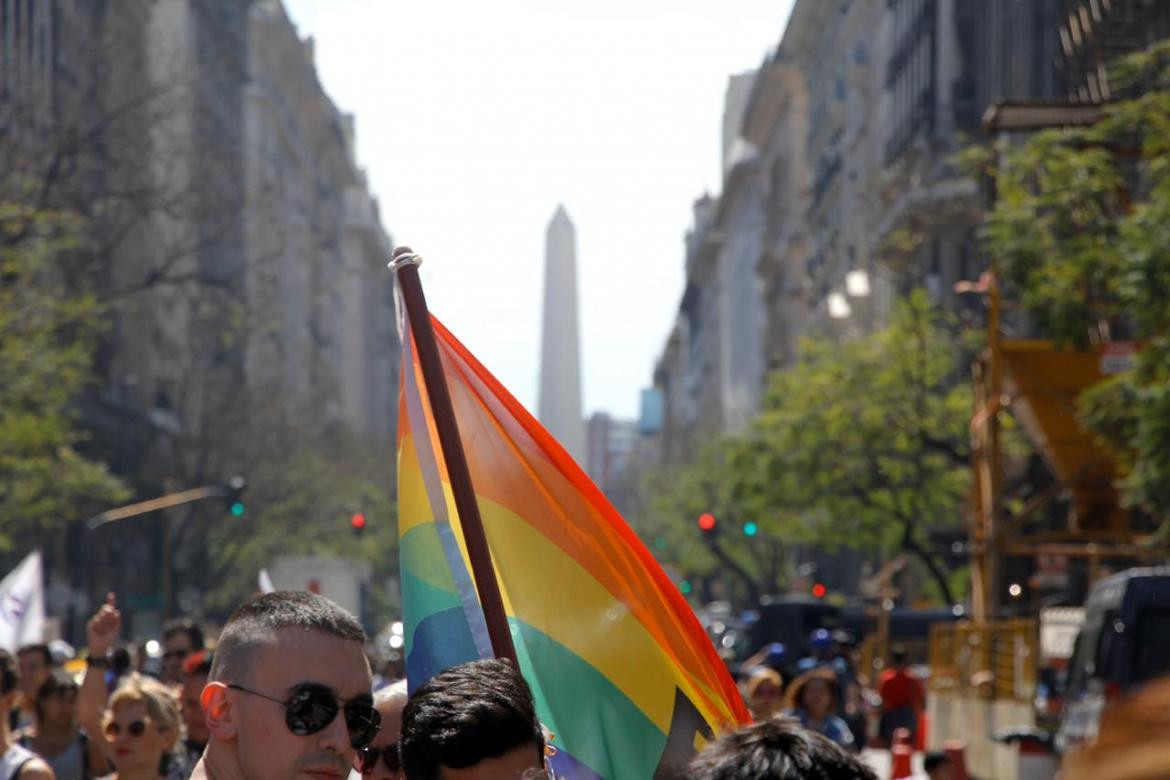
[354, 680, 407, 779]
[192, 590, 379, 780]
[81, 595, 187, 780]
[161, 619, 205, 687]
[399, 659, 550, 780]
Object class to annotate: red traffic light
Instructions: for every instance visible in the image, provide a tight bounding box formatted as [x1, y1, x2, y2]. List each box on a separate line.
[812, 583, 827, 598]
[698, 513, 716, 532]
[350, 512, 366, 530]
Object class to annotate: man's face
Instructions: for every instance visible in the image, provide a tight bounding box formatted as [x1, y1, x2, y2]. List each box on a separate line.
[163, 634, 194, 682]
[17, 651, 49, 698]
[231, 628, 372, 780]
[182, 673, 210, 746]
[353, 696, 405, 780]
[41, 688, 78, 731]
[441, 745, 546, 780]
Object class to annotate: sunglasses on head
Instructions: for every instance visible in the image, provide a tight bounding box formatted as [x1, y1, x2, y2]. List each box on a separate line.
[228, 683, 380, 749]
[356, 744, 400, 774]
[105, 720, 148, 738]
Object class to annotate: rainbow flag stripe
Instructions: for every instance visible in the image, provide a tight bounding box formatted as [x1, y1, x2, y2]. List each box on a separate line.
[397, 314, 749, 778]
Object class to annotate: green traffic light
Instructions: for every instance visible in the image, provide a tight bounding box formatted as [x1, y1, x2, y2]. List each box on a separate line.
[743, 521, 758, 537]
[230, 501, 245, 517]
[680, 580, 692, 594]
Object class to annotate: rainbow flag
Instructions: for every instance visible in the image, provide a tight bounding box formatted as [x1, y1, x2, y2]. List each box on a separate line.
[397, 313, 749, 778]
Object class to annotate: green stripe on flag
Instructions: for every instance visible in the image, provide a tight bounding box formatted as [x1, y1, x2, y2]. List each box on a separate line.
[512, 620, 667, 780]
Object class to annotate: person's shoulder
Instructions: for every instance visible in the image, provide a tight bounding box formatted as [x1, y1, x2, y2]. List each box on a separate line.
[16, 756, 55, 780]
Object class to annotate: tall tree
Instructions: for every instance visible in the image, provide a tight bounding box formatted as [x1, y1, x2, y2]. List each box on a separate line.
[976, 41, 1170, 523]
[0, 205, 128, 551]
[742, 292, 972, 604]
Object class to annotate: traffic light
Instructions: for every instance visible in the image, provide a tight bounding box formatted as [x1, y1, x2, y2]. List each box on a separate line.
[697, 513, 717, 533]
[350, 512, 366, 536]
[743, 521, 758, 537]
[224, 476, 246, 517]
[811, 582, 827, 598]
[680, 579, 693, 595]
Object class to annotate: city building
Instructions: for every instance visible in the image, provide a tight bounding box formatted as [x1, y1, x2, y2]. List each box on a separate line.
[2, 0, 400, 636]
[244, 0, 398, 441]
[538, 205, 586, 464]
[585, 412, 639, 501]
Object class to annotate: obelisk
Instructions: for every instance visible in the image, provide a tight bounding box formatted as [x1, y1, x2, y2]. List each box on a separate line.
[538, 205, 586, 464]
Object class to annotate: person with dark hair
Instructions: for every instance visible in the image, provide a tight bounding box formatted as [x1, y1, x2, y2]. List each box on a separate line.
[922, 750, 954, 780]
[161, 620, 204, 686]
[784, 669, 855, 750]
[0, 650, 54, 780]
[179, 652, 213, 769]
[354, 681, 406, 779]
[19, 669, 107, 779]
[686, 716, 878, 780]
[193, 590, 379, 780]
[15, 645, 54, 732]
[399, 659, 547, 780]
[877, 647, 924, 748]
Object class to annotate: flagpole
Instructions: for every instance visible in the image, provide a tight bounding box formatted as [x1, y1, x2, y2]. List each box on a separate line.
[389, 246, 518, 665]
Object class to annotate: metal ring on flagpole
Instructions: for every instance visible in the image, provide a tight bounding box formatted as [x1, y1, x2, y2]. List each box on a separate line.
[389, 246, 422, 271]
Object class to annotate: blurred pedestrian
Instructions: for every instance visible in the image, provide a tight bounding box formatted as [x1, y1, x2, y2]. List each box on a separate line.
[686, 715, 877, 779]
[877, 647, 924, 748]
[797, 629, 834, 673]
[19, 669, 107, 779]
[354, 680, 406, 779]
[922, 750, 954, 780]
[744, 667, 784, 721]
[399, 658, 548, 780]
[192, 591, 379, 780]
[80, 595, 185, 780]
[784, 669, 855, 750]
[160, 621, 204, 687]
[15, 645, 54, 732]
[0, 649, 55, 780]
[178, 653, 212, 769]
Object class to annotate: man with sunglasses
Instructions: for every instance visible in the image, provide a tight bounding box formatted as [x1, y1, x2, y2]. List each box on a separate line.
[398, 659, 548, 780]
[193, 591, 380, 780]
[161, 618, 205, 686]
[354, 681, 406, 780]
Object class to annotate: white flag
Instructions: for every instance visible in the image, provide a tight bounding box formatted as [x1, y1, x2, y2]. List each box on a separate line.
[0, 551, 44, 652]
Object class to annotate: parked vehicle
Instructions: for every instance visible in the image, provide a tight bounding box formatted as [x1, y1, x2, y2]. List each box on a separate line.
[1056, 567, 1170, 752]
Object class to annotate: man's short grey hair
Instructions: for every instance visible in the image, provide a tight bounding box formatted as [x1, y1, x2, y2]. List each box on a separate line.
[209, 590, 367, 683]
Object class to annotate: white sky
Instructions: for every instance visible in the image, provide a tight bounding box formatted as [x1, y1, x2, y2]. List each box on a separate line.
[283, 1, 795, 419]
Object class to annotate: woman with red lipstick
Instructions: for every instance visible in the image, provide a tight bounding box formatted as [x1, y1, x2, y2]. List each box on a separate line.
[102, 677, 183, 780]
[80, 595, 185, 780]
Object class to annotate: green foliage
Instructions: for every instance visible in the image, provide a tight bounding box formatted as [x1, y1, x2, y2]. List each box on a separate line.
[744, 292, 972, 604]
[197, 428, 398, 625]
[646, 293, 974, 606]
[977, 40, 1170, 520]
[0, 204, 127, 550]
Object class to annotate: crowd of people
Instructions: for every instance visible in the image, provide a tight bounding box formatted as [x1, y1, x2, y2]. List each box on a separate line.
[0, 590, 1153, 779]
[0, 591, 899, 780]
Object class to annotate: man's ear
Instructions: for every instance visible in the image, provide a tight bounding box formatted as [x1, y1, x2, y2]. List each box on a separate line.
[202, 683, 238, 739]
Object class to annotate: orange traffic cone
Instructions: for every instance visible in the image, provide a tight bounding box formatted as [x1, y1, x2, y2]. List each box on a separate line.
[943, 740, 969, 780]
[890, 745, 914, 780]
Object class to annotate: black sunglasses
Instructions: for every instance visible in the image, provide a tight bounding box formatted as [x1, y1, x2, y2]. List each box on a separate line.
[105, 719, 148, 738]
[357, 744, 400, 774]
[228, 683, 380, 749]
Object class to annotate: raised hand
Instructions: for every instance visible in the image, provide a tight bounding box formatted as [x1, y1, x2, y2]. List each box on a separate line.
[87, 592, 121, 658]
